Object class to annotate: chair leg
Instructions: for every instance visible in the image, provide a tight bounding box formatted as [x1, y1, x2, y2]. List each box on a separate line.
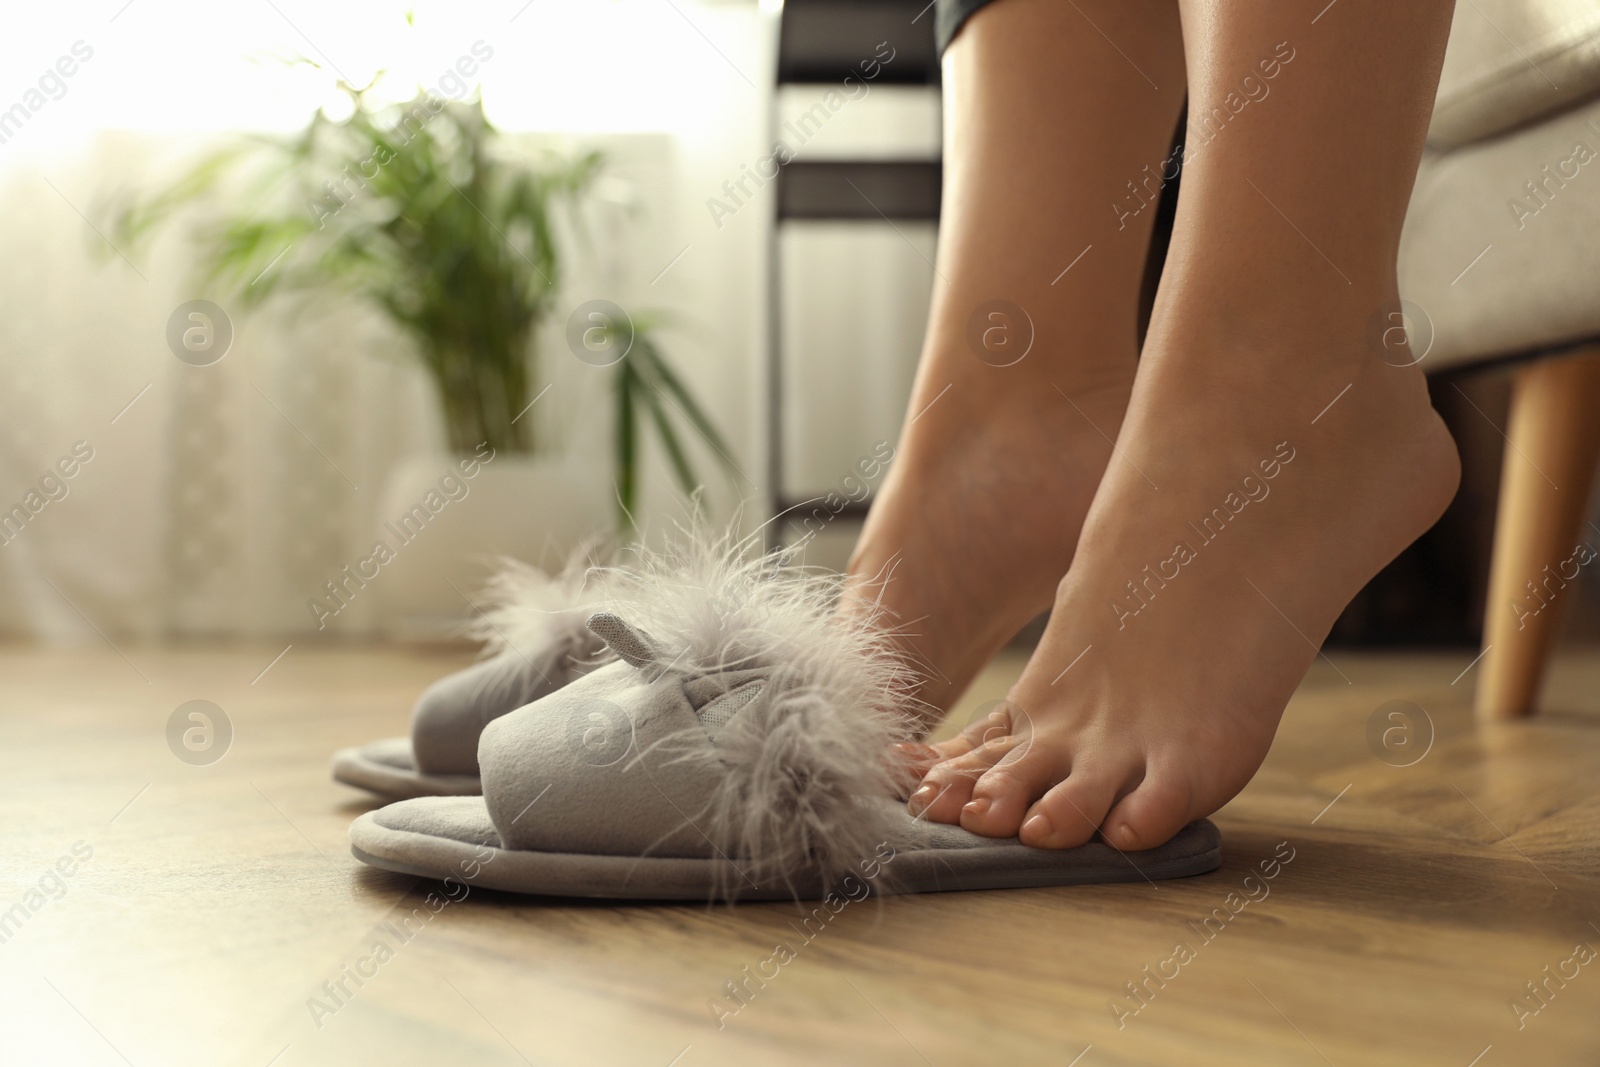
[1476, 346, 1600, 720]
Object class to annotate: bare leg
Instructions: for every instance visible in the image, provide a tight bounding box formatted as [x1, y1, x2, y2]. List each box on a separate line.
[843, 0, 1186, 719]
[913, 0, 1462, 847]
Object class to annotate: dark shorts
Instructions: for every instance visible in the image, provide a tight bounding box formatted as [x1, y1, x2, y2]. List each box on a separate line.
[935, 0, 1002, 57]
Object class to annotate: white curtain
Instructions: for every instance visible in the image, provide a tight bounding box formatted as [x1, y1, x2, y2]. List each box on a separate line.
[0, 0, 778, 640]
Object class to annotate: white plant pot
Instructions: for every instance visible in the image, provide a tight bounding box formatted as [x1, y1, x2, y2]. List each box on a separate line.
[370, 453, 609, 639]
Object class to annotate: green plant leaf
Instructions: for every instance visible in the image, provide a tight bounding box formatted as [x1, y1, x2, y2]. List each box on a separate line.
[632, 352, 702, 507]
[102, 77, 738, 535]
[615, 357, 639, 531]
[634, 334, 742, 481]
[105, 85, 603, 457]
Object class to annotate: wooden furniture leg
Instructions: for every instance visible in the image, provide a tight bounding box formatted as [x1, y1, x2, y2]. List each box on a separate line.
[1476, 346, 1600, 719]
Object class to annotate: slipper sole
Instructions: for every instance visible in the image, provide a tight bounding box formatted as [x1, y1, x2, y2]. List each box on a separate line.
[348, 806, 1222, 901]
[332, 741, 482, 800]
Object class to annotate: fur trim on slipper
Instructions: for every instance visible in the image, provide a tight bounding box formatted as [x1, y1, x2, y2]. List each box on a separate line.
[465, 550, 615, 670]
[590, 530, 926, 892]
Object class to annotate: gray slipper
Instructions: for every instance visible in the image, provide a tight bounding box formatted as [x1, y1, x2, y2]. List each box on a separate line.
[332, 560, 612, 799]
[349, 542, 1221, 900]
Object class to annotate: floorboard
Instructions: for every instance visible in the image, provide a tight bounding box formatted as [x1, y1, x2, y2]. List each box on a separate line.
[1, 642, 1596, 1066]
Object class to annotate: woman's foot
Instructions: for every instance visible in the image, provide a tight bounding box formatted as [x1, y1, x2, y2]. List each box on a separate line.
[844, 363, 1133, 723]
[904, 0, 1460, 846]
[909, 297, 1461, 847]
[837, 0, 1187, 720]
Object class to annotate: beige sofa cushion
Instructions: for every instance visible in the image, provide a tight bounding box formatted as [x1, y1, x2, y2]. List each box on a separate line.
[1431, 0, 1600, 149]
[1401, 94, 1600, 371]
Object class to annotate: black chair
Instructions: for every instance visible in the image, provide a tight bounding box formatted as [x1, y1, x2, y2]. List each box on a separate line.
[766, 0, 941, 549]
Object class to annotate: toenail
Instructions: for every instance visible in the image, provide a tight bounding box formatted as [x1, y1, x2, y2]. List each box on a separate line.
[908, 785, 935, 813]
[1022, 814, 1052, 842]
[963, 797, 990, 818]
[1115, 823, 1136, 848]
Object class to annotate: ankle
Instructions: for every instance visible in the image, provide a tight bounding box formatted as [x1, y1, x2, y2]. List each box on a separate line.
[1144, 291, 1438, 411]
[914, 314, 1137, 401]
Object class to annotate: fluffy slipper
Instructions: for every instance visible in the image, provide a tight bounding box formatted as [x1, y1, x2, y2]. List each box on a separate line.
[348, 537, 1222, 899]
[332, 558, 614, 799]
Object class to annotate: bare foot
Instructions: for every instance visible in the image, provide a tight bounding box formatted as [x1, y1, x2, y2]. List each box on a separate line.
[845, 365, 1132, 724]
[909, 307, 1460, 847]
[836, 0, 1187, 721]
[905, 0, 1460, 847]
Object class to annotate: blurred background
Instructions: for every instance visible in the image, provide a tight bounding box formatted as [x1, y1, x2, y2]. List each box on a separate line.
[0, 0, 1594, 654]
[4, 5, 1599, 1065]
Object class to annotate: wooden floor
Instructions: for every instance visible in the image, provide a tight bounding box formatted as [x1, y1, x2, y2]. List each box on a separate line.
[2, 640, 1598, 1067]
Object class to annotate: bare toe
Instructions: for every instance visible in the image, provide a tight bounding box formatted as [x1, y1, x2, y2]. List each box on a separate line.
[889, 742, 941, 798]
[1019, 763, 1137, 849]
[928, 700, 1028, 763]
[959, 741, 1064, 837]
[909, 740, 1015, 824]
[1100, 774, 1194, 852]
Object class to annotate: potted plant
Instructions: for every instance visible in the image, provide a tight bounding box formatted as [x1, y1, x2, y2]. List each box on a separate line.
[108, 80, 738, 628]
